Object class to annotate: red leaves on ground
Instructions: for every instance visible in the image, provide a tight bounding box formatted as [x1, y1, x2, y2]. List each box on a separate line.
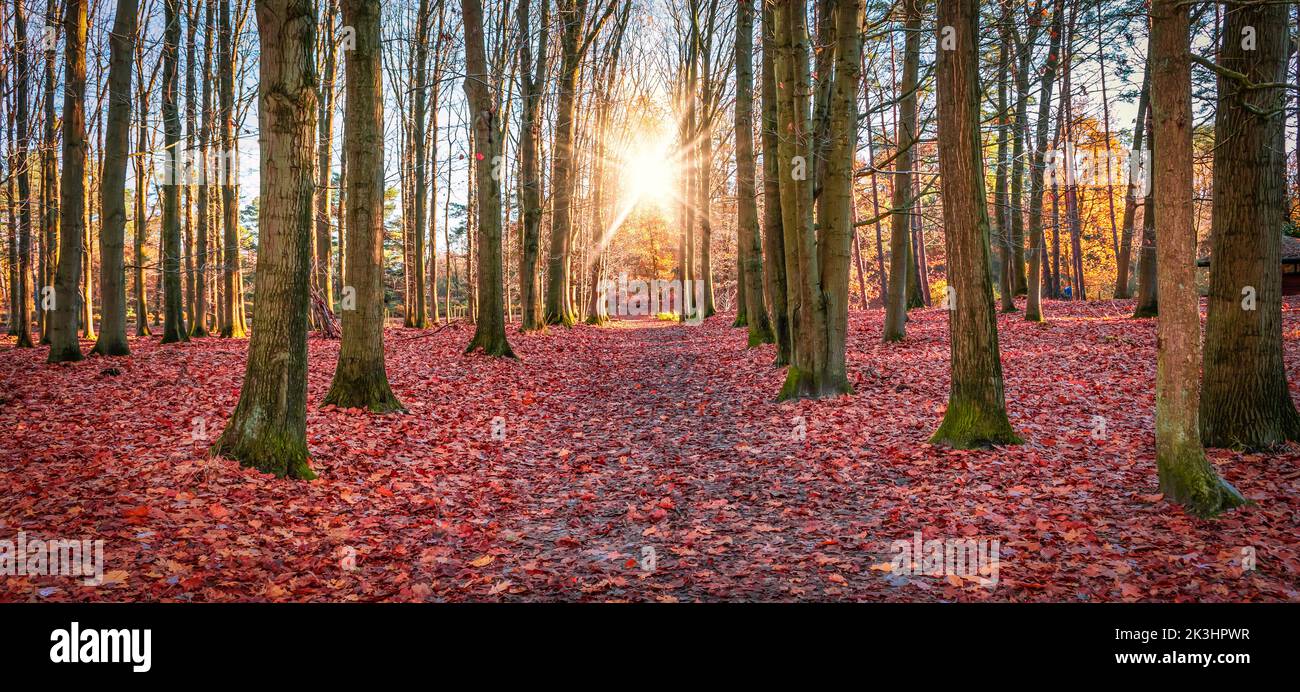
[0, 298, 1297, 602]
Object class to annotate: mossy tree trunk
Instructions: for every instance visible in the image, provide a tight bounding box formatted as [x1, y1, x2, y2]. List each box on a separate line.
[1148, 0, 1244, 517]
[1199, 3, 1300, 450]
[461, 0, 516, 359]
[813, 0, 863, 393]
[772, 0, 841, 401]
[759, 3, 791, 365]
[47, 0, 88, 364]
[929, 0, 1020, 449]
[735, 0, 773, 347]
[882, 0, 920, 342]
[161, 0, 190, 344]
[212, 0, 318, 479]
[92, 0, 138, 356]
[324, 0, 404, 412]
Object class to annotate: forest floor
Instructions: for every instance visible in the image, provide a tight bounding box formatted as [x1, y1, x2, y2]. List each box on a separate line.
[1, 298, 1297, 602]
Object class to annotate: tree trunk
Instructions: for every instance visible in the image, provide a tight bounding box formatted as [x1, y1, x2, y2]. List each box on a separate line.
[217, 0, 246, 338]
[883, 0, 920, 341]
[11, 0, 34, 347]
[1199, 3, 1300, 449]
[314, 0, 338, 317]
[161, 0, 190, 343]
[212, 0, 319, 479]
[760, 2, 791, 365]
[408, 0, 431, 328]
[192, 0, 214, 336]
[1113, 61, 1149, 299]
[1025, 0, 1064, 322]
[92, 0, 138, 356]
[41, 2, 60, 345]
[735, 0, 772, 346]
[324, 0, 403, 411]
[773, 0, 838, 400]
[1147, 0, 1245, 517]
[994, 3, 1015, 314]
[47, 0, 88, 363]
[929, 0, 1020, 448]
[516, 0, 549, 331]
[1132, 105, 1158, 318]
[461, 0, 515, 358]
[543, 0, 588, 327]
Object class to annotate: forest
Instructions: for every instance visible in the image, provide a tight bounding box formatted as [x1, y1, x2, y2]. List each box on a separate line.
[0, 0, 1297, 604]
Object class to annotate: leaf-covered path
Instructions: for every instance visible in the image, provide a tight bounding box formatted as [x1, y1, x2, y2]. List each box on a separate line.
[2, 299, 1297, 601]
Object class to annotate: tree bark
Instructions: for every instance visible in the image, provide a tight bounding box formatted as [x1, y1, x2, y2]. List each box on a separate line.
[760, 2, 791, 365]
[217, 0, 247, 338]
[1148, 0, 1244, 517]
[47, 0, 88, 363]
[883, 0, 919, 341]
[212, 0, 319, 479]
[324, 0, 403, 411]
[11, 0, 35, 347]
[161, 0, 190, 343]
[929, 0, 1020, 448]
[92, 0, 138, 356]
[1199, 3, 1300, 449]
[461, 0, 515, 358]
[1024, 0, 1064, 322]
[735, 0, 772, 346]
[1113, 61, 1149, 299]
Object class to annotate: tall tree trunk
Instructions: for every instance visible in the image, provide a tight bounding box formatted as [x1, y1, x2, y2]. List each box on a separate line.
[735, 0, 772, 346]
[929, 0, 1020, 448]
[217, 0, 246, 338]
[41, 2, 61, 344]
[1199, 3, 1300, 449]
[161, 0, 190, 342]
[92, 0, 138, 355]
[773, 0, 837, 400]
[324, 0, 403, 411]
[408, 0, 431, 328]
[1132, 105, 1158, 318]
[212, 0, 318, 479]
[461, 0, 515, 358]
[760, 1, 791, 365]
[1025, 0, 1064, 322]
[516, 0, 549, 331]
[134, 46, 151, 337]
[1113, 61, 1149, 299]
[47, 0, 88, 363]
[12, 0, 34, 347]
[193, 0, 214, 336]
[1148, 0, 1244, 517]
[882, 0, 919, 341]
[811, 0, 864, 395]
[543, 0, 588, 327]
[994, 2, 1014, 314]
[314, 0, 338, 316]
